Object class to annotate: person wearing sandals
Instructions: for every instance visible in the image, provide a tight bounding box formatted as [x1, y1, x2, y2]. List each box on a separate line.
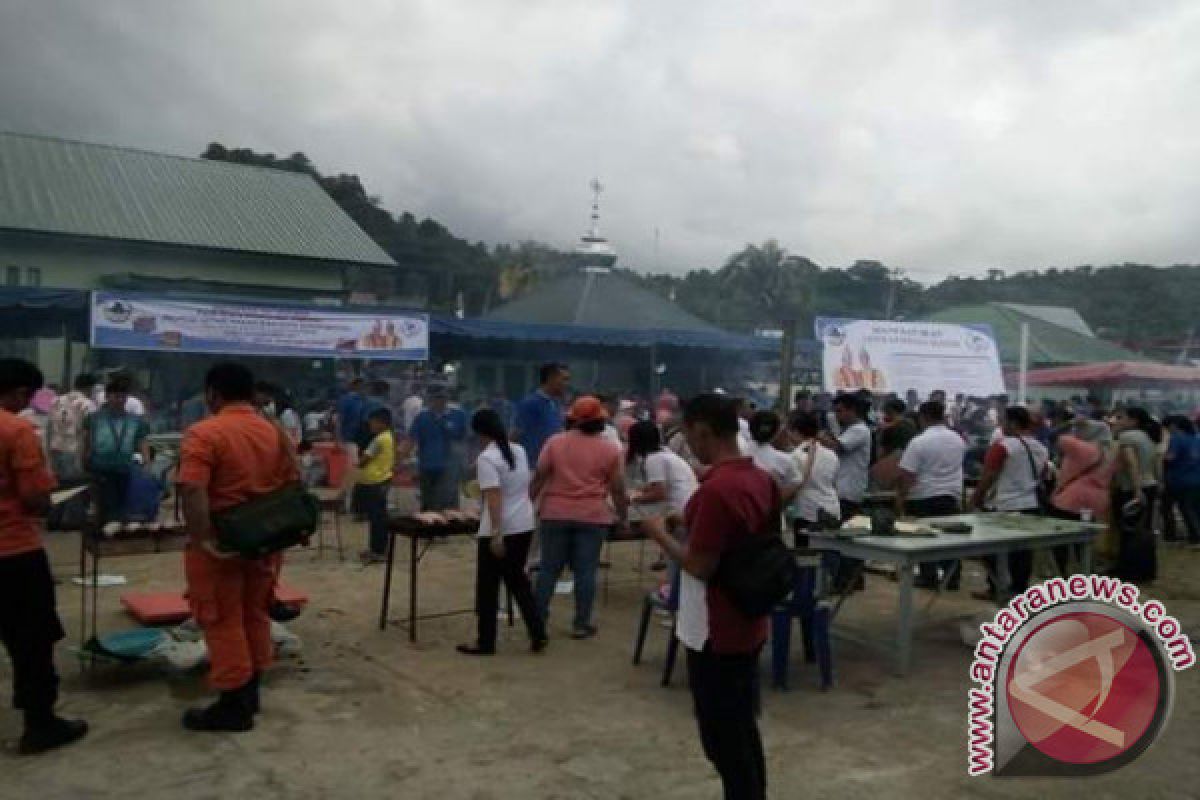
[457, 409, 547, 655]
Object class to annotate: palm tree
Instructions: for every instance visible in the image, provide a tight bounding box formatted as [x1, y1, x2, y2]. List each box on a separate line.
[718, 241, 818, 410]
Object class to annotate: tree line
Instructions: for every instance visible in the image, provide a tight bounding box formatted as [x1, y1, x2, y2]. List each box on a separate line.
[202, 143, 1199, 349]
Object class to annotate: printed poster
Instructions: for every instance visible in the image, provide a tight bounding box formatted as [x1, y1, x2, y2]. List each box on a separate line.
[814, 317, 1004, 398]
[90, 291, 428, 361]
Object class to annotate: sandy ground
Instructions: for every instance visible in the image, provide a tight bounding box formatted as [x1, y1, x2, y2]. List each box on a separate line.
[2, 507, 1198, 800]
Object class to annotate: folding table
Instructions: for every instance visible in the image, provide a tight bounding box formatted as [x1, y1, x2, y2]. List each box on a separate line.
[808, 513, 1101, 675]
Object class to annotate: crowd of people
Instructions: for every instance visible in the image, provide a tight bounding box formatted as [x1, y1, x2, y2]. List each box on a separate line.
[5, 352, 1199, 799]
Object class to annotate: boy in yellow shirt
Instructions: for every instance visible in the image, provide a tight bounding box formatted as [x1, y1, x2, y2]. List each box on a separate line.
[358, 408, 395, 563]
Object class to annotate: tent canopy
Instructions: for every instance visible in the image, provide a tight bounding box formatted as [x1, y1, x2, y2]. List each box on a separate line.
[0, 287, 89, 339]
[1020, 361, 1200, 388]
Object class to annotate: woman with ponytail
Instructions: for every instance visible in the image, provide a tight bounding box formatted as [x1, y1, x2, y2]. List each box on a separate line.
[457, 409, 547, 656]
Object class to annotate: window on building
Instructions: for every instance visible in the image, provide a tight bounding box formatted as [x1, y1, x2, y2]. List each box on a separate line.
[25, 266, 41, 287]
[5, 265, 19, 286]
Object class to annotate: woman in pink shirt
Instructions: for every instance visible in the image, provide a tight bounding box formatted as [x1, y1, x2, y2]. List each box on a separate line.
[1048, 433, 1117, 574]
[531, 396, 628, 640]
[1050, 434, 1116, 522]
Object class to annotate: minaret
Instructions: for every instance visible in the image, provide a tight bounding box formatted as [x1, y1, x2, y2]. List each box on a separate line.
[573, 178, 618, 272]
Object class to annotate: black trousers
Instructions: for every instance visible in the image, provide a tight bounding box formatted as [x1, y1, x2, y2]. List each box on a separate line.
[907, 495, 961, 587]
[1113, 486, 1158, 583]
[360, 481, 390, 556]
[833, 499, 864, 591]
[0, 549, 65, 713]
[474, 532, 544, 650]
[687, 645, 766, 800]
[1162, 484, 1200, 544]
[92, 470, 130, 524]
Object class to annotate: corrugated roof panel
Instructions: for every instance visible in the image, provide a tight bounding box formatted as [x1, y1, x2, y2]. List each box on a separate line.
[0, 132, 394, 266]
[485, 271, 725, 333]
[924, 303, 1144, 366]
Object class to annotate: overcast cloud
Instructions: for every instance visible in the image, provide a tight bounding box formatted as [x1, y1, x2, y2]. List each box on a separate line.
[2, 0, 1198, 279]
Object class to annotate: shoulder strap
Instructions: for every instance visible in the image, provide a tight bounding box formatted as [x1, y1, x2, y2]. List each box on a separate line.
[1015, 436, 1043, 480]
[1056, 447, 1105, 495]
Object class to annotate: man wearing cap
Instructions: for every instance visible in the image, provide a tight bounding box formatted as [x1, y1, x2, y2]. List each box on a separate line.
[531, 395, 628, 639]
[401, 387, 468, 511]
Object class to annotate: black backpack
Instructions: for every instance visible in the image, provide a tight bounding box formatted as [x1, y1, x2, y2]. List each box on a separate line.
[712, 484, 798, 618]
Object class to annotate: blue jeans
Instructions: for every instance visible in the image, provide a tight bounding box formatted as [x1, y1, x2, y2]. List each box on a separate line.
[535, 521, 609, 630]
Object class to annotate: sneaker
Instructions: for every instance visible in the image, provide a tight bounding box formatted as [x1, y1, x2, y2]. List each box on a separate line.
[18, 716, 88, 755]
[570, 624, 599, 640]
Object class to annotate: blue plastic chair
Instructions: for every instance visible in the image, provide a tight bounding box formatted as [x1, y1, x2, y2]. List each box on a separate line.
[770, 560, 833, 690]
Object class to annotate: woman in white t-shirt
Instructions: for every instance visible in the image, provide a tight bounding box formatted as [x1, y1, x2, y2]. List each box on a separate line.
[627, 420, 698, 571]
[788, 410, 842, 533]
[457, 409, 548, 656]
[748, 411, 802, 505]
[626, 421, 698, 515]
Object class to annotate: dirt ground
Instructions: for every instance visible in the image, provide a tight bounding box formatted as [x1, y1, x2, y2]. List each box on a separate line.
[3, 508, 1198, 800]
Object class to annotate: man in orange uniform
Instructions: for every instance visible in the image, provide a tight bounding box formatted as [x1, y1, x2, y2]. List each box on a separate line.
[0, 359, 88, 754]
[177, 363, 296, 732]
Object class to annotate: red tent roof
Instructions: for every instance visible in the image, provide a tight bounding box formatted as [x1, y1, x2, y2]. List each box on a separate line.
[1018, 361, 1200, 387]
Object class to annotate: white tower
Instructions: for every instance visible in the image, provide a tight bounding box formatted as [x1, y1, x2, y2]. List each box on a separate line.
[573, 178, 618, 271]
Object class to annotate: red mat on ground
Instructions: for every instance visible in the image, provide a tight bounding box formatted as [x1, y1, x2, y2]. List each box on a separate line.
[121, 583, 310, 625]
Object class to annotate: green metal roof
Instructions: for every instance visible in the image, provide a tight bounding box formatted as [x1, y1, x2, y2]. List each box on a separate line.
[485, 269, 725, 332]
[923, 303, 1145, 366]
[0, 132, 394, 266]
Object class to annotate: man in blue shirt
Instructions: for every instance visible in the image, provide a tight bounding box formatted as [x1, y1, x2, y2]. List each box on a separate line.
[513, 363, 569, 465]
[336, 378, 366, 452]
[356, 380, 392, 449]
[402, 388, 467, 511]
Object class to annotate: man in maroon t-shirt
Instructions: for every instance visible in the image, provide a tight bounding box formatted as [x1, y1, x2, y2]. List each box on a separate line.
[645, 393, 776, 800]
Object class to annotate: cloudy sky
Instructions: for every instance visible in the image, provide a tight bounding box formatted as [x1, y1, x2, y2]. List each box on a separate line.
[2, 1, 1198, 279]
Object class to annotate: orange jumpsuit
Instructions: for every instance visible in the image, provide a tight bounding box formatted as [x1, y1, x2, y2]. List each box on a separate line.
[177, 404, 296, 691]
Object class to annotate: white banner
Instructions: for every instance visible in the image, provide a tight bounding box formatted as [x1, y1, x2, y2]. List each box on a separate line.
[91, 291, 428, 361]
[814, 317, 1004, 398]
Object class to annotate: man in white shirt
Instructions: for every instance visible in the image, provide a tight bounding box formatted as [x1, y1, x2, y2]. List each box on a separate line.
[818, 393, 872, 591]
[896, 401, 966, 589]
[971, 406, 1049, 599]
[819, 393, 871, 521]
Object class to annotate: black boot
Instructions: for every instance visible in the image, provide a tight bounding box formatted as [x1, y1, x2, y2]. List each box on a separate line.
[18, 709, 89, 755]
[246, 673, 261, 715]
[182, 684, 254, 732]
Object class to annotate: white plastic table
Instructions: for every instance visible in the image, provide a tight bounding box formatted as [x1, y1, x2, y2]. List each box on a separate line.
[808, 513, 1101, 675]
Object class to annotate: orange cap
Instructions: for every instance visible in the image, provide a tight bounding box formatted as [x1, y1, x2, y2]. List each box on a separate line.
[567, 395, 609, 423]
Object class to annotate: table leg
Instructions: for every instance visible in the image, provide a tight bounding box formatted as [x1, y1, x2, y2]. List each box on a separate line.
[1081, 540, 1094, 574]
[896, 559, 914, 676]
[78, 532, 87, 663]
[91, 548, 99, 647]
[409, 533, 419, 643]
[379, 532, 397, 630]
